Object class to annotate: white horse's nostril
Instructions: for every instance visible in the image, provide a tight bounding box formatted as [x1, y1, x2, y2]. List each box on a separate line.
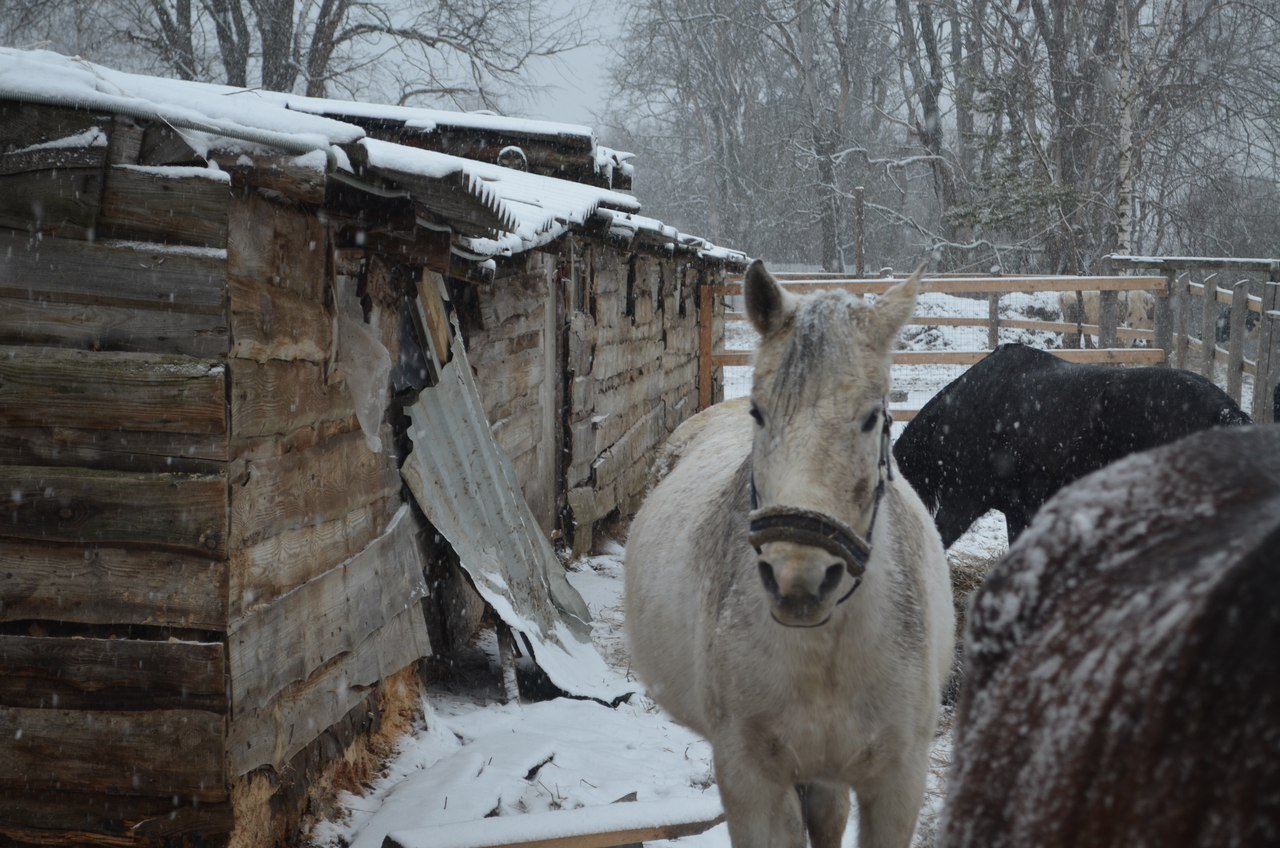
[818, 562, 845, 599]
[757, 560, 781, 600]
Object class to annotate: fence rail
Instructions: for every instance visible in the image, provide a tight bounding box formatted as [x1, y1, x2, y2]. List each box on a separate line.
[699, 261, 1278, 423]
[1106, 255, 1279, 422]
[699, 273, 1170, 414]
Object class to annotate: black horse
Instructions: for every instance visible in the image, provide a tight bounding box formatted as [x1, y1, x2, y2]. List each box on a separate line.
[894, 343, 1250, 546]
[938, 426, 1280, 848]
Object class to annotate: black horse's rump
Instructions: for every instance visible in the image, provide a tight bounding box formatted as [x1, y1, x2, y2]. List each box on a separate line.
[938, 426, 1280, 848]
[893, 343, 1250, 546]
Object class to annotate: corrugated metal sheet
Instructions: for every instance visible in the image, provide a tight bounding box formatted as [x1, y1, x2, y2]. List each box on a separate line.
[400, 332, 629, 703]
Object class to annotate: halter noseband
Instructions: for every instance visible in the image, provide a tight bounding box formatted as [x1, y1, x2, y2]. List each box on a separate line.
[748, 399, 894, 606]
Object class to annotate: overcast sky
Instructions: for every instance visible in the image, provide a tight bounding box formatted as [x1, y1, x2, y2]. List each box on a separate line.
[521, 2, 624, 129]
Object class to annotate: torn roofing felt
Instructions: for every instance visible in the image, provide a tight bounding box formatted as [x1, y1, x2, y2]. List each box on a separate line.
[399, 329, 630, 704]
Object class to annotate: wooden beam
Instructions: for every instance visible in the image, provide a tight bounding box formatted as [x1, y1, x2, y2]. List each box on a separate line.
[383, 799, 725, 848]
[712, 348, 1167, 367]
[228, 273, 332, 363]
[0, 292, 230, 358]
[228, 358, 356, 440]
[0, 346, 226, 435]
[0, 539, 226, 630]
[0, 426, 228, 475]
[227, 507, 429, 722]
[98, 165, 231, 248]
[0, 466, 228, 557]
[704, 275, 1168, 297]
[0, 707, 225, 800]
[0, 635, 225, 712]
[698, 282, 714, 409]
[230, 495, 397, 621]
[0, 787, 231, 845]
[0, 229, 226, 312]
[229, 427, 399, 548]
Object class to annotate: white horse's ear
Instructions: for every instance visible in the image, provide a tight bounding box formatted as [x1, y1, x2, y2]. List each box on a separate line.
[869, 265, 924, 351]
[744, 259, 795, 336]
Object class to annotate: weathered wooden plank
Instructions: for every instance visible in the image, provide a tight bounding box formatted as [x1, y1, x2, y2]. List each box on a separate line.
[0, 539, 226, 629]
[0, 167, 104, 238]
[1227, 280, 1249, 402]
[227, 507, 428, 719]
[228, 358, 356, 439]
[0, 100, 109, 150]
[0, 229, 226, 311]
[0, 635, 225, 711]
[227, 191, 327, 301]
[0, 425, 228, 474]
[98, 165, 231, 248]
[0, 788, 232, 845]
[229, 427, 398, 547]
[0, 707, 226, 800]
[0, 145, 107, 176]
[711, 275, 1170, 295]
[382, 799, 724, 848]
[0, 466, 228, 557]
[711, 348, 1168, 367]
[0, 292, 229, 357]
[416, 270, 453, 367]
[229, 495, 397, 621]
[0, 346, 226, 434]
[228, 153, 327, 206]
[228, 272, 331, 363]
[227, 603, 430, 775]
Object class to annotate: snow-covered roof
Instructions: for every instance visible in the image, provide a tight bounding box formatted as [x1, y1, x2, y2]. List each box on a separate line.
[0, 48, 747, 267]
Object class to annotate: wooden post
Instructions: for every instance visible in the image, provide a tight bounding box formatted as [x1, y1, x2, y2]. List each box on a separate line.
[853, 186, 865, 278]
[1153, 269, 1173, 365]
[1173, 272, 1191, 369]
[1227, 279, 1248, 403]
[1099, 290, 1119, 349]
[698, 280, 715, 410]
[1252, 275, 1280, 423]
[497, 623, 520, 704]
[1200, 275, 1219, 379]
[987, 292, 1000, 350]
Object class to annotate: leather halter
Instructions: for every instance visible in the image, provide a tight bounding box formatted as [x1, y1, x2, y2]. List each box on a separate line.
[748, 400, 894, 606]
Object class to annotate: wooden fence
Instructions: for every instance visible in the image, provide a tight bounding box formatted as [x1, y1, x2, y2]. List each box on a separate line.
[698, 273, 1169, 417]
[1106, 255, 1280, 424]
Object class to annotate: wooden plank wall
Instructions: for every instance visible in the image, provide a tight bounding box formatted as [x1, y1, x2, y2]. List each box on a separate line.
[0, 104, 237, 843]
[223, 202, 432, 786]
[0, 101, 434, 846]
[561, 243, 704, 555]
[463, 255, 559, 531]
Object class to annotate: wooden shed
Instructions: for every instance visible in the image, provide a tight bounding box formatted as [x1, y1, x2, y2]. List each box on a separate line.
[0, 49, 743, 847]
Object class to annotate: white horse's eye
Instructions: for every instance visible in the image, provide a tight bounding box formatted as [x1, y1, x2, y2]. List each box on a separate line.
[749, 403, 765, 427]
[861, 409, 880, 433]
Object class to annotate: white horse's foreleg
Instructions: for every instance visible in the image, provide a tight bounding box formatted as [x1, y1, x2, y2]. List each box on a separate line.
[801, 781, 851, 848]
[852, 748, 930, 848]
[714, 752, 806, 848]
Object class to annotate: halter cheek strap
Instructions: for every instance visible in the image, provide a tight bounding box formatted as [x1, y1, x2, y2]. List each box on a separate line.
[748, 400, 894, 605]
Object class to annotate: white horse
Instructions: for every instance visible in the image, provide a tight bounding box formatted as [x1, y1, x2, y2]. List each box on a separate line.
[626, 261, 954, 848]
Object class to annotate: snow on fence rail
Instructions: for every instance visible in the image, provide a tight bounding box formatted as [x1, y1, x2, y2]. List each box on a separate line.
[698, 273, 1171, 419]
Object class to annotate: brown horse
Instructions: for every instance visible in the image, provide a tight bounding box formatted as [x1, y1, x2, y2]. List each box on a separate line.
[939, 425, 1280, 848]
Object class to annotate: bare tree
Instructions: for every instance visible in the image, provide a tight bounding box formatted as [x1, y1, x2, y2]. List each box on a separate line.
[0, 0, 593, 104]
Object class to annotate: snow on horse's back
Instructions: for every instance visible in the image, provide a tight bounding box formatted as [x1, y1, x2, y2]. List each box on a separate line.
[940, 425, 1280, 848]
[625, 260, 953, 848]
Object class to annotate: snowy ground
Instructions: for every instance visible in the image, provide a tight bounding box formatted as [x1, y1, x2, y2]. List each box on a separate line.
[311, 292, 1030, 847]
[312, 516, 1005, 848]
